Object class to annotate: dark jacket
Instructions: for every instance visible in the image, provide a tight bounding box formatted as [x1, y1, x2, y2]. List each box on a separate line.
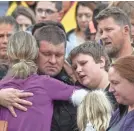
[51, 68, 78, 131]
[0, 60, 8, 80]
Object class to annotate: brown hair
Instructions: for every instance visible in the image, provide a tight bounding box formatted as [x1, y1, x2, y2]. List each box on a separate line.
[75, 1, 97, 31]
[110, 1, 134, 24]
[69, 41, 111, 72]
[95, 7, 131, 34]
[111, 55, 134, 83]
[110, 2, 134, 19]
[0, 16, 20, 32]
[12, 6, 36, 24]
[36, 1, 62, 12]
[33, 21, 67, 48]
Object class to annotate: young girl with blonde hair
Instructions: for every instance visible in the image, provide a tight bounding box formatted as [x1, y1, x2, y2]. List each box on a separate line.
[77, 90, 113, 131]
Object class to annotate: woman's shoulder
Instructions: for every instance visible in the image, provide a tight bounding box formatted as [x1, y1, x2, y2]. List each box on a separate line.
[26, 74, 51, 83]
[120, 109, 134, 131]
[27, 74, 49, 79]
[110, 108, 120, 121]
[67, 29, 76, 40]
[28, 74, 63, 84]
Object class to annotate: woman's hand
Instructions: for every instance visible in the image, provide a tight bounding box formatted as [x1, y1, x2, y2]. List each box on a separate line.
[0, 88, 33, 117]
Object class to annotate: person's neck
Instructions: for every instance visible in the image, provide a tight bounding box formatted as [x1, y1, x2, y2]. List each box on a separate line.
[97, 71, 109, 89]
[115, 40, 133, 59]
[76, 30, 85, 39]
[128, 104, 134, 112]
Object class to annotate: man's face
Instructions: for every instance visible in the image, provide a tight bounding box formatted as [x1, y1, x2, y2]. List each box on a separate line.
[72, 53, 103, 89]
[98, 17, 125, 58]
[0, 24, 14, 59]
[37, 41, 65, 77]
[35, 1, 60, 23]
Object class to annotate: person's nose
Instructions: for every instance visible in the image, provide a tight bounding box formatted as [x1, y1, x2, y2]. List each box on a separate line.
[41, 11, 47, 18]
[100, 31, 107, 41]
[81, 15, 87, 22]
[109, 84, 115, 93]
[2, 35, 8, 45]
[75, 65, 82, 74]
[22, 25, 27, 31]
[49, 55, 56, 64]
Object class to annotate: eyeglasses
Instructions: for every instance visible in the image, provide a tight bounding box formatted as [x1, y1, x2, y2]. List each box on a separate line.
[36, 8, 56, 16]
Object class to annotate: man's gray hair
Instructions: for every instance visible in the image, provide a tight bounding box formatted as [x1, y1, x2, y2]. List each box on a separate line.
[95, 7, 131, 33]
[0, 16, 20, 32]
[69, 41, 111, 72]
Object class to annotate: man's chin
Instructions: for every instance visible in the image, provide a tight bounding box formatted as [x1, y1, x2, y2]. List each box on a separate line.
[0, 54, 8, 59]
[37, 19, 47, 23]
[46, 71, 60, 77]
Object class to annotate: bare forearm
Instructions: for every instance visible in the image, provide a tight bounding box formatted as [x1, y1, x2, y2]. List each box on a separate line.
[0, 88, 33, 117]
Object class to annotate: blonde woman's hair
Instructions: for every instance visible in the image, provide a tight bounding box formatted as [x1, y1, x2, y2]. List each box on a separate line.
[77, 90, 112, 131]
[7, 31, 38, 79]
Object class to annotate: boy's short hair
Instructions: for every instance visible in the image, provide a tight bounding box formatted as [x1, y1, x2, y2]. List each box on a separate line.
[69, 41, 110, 71]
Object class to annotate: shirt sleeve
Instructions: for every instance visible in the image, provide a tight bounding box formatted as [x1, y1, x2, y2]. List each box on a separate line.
[71, 89, 88, 106]
[42, 76, 77, 100]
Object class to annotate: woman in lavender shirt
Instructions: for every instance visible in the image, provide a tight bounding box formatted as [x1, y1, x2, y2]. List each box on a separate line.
[0, 31, 84, 131]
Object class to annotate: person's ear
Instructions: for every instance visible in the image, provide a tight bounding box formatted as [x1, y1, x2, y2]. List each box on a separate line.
[123, 25, 130, 35]
[57, 10, 65, 21]
[99, 56, 105, 69]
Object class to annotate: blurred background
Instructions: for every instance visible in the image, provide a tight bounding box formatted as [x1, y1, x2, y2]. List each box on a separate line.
[0, 1, 8, 16]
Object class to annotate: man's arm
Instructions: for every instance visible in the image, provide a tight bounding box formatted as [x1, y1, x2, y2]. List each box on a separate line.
[0, 88, 33, 117]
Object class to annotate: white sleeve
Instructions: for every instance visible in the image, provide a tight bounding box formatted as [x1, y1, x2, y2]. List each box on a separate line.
[71, 89, 88, 106]
[85, 122, 96, 131]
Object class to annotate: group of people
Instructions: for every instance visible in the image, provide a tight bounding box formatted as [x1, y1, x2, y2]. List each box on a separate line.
[0, 1, 133, 131]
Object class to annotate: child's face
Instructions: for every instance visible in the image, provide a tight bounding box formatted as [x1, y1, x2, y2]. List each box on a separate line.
[72, 53, 104, 89]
